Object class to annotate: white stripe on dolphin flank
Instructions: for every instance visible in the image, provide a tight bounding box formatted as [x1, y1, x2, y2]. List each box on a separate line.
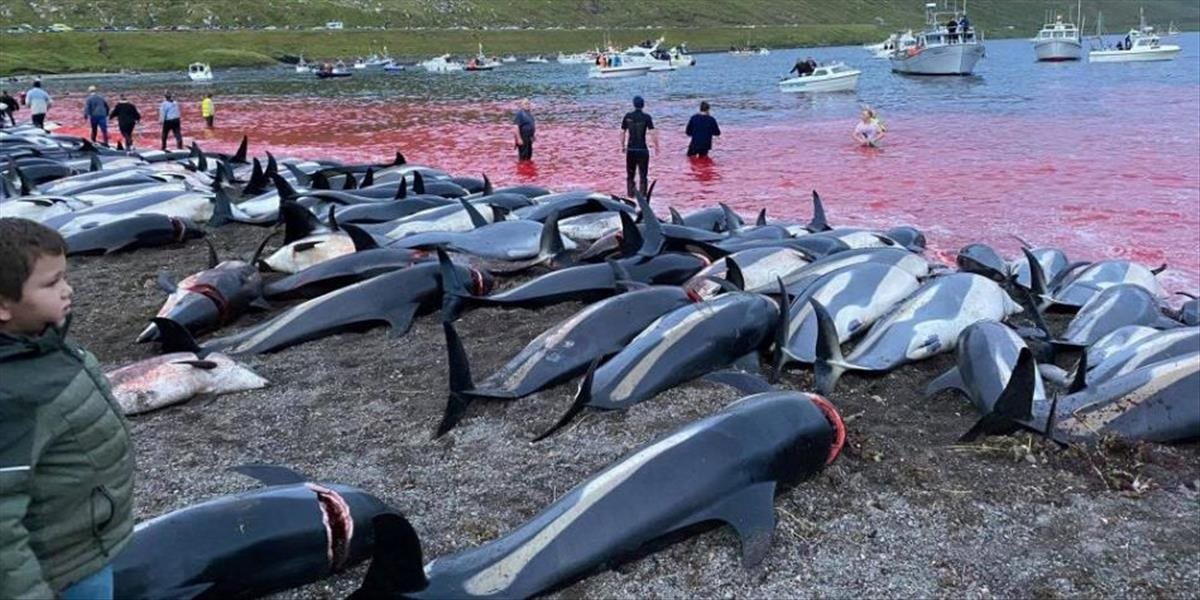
[228, 278, 368, 351]
[1060, 354, 1198, 436]
[462, 422, 703, 595]
[609, 303, 721, 402]
[497, 305, 599, 389]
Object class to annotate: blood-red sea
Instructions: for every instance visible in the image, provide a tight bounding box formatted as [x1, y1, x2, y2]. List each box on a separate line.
[46, 36, 1199, 293]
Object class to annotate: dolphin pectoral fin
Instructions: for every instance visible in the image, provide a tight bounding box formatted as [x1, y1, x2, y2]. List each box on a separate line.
[683, 481, 778, 567]
[383, 303, 420, 338]
[924, 367, 965, 399]
[229, 464, 309, 485]
[703, 370, 775, 395]
[959, 349, 1037, 442]
[732, 351, 761, 373]
[532, 359, 599, 442]
[172, 359, 218, 369]
[156, 270, 178, 293]
[349, 513, 429, 600]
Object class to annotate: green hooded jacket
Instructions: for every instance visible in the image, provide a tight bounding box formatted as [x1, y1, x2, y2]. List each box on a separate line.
[0, 320, 135, 598]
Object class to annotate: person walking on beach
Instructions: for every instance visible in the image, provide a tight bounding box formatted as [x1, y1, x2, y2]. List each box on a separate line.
[685, 101, 721, 158]
[0, 90, 18, 127]
[23, 80, 51, 130]
[159, 92, 182, 151]
[512, 98, 535, 161]
[621, 95, 658, 198]
[852, 107, 887, 147]
[0, 217, 137, 600]
[108, 94, 141, 150]
[200, 93, 215, 129]
[82, 86, 110, 145]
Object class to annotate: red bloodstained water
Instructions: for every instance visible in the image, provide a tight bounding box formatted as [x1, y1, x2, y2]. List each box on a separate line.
[53, 89, 1199, 294]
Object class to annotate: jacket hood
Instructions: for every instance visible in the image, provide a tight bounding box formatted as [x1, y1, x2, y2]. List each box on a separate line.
[0, 318, 70, 362]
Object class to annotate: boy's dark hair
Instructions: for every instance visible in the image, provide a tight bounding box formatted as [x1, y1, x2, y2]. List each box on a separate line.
[700, 101, 710, 112]
[0, 218, 67, 301]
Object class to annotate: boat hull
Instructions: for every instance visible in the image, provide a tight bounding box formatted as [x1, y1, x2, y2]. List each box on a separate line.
[1033, 39, 1082, 61]
[779, 72, 860, 93]
[588, 65, 651, 79]
[1089, 46, 1181, 62]
[890, 43, 984, 75]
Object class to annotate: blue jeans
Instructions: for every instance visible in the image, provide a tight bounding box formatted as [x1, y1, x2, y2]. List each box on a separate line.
[89, 115, 109, 144]
[61, 565, 113, 600]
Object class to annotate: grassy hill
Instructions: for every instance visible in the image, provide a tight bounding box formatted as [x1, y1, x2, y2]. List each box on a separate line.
[1, 0, 1196, 75]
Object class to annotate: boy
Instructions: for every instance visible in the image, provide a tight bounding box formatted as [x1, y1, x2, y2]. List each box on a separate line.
[0, 218, 135, 600]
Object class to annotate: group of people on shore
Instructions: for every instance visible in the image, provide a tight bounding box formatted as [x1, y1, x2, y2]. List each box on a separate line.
[0, 80, 217, 151]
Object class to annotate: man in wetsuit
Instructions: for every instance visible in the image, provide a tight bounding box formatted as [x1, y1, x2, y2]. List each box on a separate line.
[512, 98, 535, 161]
[685, 101, 721, 158]
[621, 95, 658, 198]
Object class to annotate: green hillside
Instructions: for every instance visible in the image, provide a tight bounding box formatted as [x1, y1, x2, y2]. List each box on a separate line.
[0, 0, 1195, 75]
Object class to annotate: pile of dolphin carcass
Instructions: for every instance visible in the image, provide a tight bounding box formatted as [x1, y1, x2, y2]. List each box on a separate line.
[3, 125, 1198, 599]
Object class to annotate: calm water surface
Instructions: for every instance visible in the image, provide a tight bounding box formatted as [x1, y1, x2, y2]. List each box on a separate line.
[46, 34, 1200, 291]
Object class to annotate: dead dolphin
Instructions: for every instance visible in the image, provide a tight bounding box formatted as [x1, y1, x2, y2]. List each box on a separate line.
[436, 284, 696, 435]
[1082, 326, 1200, 385]
[1056, 283, 1178, 347]
[157, 262, 492, 355]
[64, 214, 204, 255]
[1008, 237, 1069, 290]
[261, 225, 431, 300]
[535, 281, 787, 440]
[113, 466, 395, 599]
[924, 320, 1050, 433]
[784, 247, 932, 294]
[1046, 259, 1166, 308]
[813, 273, 1023, 393]
[956, 243, 1009, 282]
[778, 262, 921, 368]
[137, 237, 274, 342]
[684, 248, 810, 298]
[261, 203, 354, 273]
[349, 391, 843, 600]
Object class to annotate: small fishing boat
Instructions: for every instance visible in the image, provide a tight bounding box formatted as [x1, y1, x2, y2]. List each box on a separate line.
[1089, 8, 1180, 63]
[187, 62, 212, 82]
[382, 61, 405, 72]
[668, 44, 696, 67]
[778, 62, 861, 93]
[315, 63, 352, 78]
[295, 55, 312, 73]
[588, 54, 651, 79]
[525, 55, 549, 64]
[464, 58, 498, 72]
[352, 58, 368, 69]
[890, 3, 985, 75]
[1033, 2, 1083, 61]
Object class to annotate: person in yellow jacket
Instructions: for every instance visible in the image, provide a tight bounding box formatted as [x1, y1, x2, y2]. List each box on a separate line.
[200, 93, 214, 128]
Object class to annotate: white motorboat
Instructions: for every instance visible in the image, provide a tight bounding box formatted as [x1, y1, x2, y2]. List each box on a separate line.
[501, 55, 518, 63]
[1089, 9, 1180, 63]
[471, 44, 503, 69]
[619, 37, 676, 70]
[295, 55, 312, 73]
[421, 54, 464, 73]
[668, 44, 696, 67]
[757, 47, 770, 56]
[382, 61, 405, 72]
[352, 58, 368, 69]
[779, 62, 861, 93]
[1033, 15, 1083, 61]
[870, 30, 916, 58]
[588, 55, 651, 79]
[890, 3, 984, 75]
[525, 55, 549, 64]
[187, 62, 212, 82]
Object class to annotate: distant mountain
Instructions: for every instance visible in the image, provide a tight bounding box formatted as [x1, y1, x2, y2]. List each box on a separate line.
[2, 0, 1196, 33]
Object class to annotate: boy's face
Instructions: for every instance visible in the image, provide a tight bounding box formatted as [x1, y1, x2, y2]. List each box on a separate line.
[0, 253, 72, 335]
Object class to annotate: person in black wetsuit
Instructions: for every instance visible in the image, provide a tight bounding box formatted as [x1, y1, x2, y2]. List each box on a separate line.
[790, 57, 815, 77]
[512, 98, 535, 161]
[685, 101, 721, 158]
[0, 90, 17, 127]
[620, 95, 658, 198]
[108, 94, 141, 150]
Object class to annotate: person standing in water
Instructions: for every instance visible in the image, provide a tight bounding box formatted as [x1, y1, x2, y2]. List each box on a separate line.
[512, 98, 535, 161]
[200, 93, 214, 129]
[82, 86, 110, 145]
[685, 101, 721, 158]
[108, 94, 140, 150]
[159, 92, 182, 151]
[852, 107, 886, 147]
[23, 80, 51, 130]
[621, 95, 658, 198]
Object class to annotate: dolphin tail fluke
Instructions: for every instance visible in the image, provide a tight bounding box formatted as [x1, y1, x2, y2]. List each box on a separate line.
[668, 206, 684, 225]
[1021, 247, 1049, 310]
[769, 277, 788, 383]
[958, 349, 1037, 442]
[152, 317, 203, 355]
[810, 299, 849, 395]
[617, 211, 644, 258]
[635, 193, 664, 257]
[923, 366, 965, 399]
[436, 320, 477, 437]
[539, 210, 566, 258]
[532, 359, 599, 442]
[230, 135, 248, 163]
[436, 248, 469, 322]
[348, 513, 429, 600]
[807, 190, 830, 232]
